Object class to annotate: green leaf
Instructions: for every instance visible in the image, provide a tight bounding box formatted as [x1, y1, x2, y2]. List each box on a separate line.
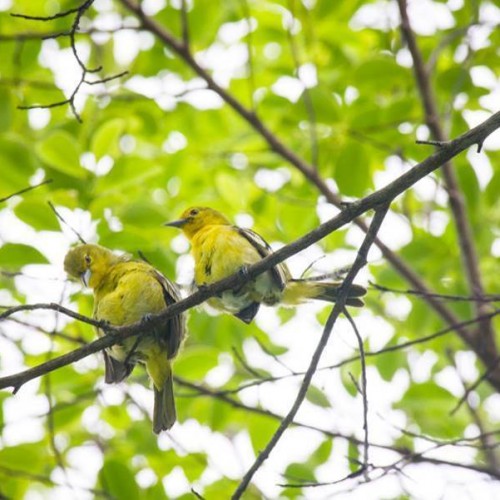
[354, 57, 409, 86]
[0, 88, 13, 132]
[0, 443, 44, 470]
[0, 443, 44, 499]
[173, 346, 220, 379]
[485, 166, 500, 206]
[306, 385, 331, 408]
[341, 362, 360, 397]
[36, 130, 86, 178]
[98, 460, 140, 500]
[91, 118, 126, 159]
[0, 136, 37, 193]
[284, 462, 316, 483]
[374, 348, 406, 381]
[0, 392, 9, 429]
[14, 198, 61, 231]
[307, 439, 333, 468]
[396, 382, 465, 438]
[347, 440, 360, 473]
[335, 140, 371, 196]
[0, 243, 48, 269]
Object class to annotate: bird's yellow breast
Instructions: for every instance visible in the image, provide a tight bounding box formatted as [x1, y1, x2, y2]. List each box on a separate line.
[93, 262, 167, 361]
[191, 225, 261, 285]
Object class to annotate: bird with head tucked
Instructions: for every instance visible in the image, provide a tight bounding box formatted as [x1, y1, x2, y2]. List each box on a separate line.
[165, 207, 366, 324]
[64, 244, 185, 433]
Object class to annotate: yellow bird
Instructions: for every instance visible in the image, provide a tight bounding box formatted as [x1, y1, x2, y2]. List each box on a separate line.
[64, 244, 185, 433]
[166, 207, 366, 323]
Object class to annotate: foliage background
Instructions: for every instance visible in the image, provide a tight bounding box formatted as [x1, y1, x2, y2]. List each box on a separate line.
[0, 0, 500, 498]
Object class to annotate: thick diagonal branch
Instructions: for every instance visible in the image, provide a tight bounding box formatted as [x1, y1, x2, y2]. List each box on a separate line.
[1, 110, 499, 393]
[117, 0, 478, 361]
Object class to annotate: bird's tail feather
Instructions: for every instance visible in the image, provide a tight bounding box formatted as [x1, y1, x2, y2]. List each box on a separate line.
[283, 279, 366, 307]
[152, 365, 176, 433]
[103, 351, 134, 384]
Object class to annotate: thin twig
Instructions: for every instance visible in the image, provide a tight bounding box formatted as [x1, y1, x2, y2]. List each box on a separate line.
[174, 376, 398, 453]
[190, 488, 206, 500]
[0, 25, 142, 42]
[344, 308, 369, 480]
[240, 0, 256, 111]
[416, 139, 449, 147]
[285, 0, 319, 169]
[47, 201, 87, 244]
[11, 2, 89, 21]
[84, 71, 129, 85]
[232, 205, 389, 499]
[446, 351, 500, 471]
[450, 354, 500, 416]
[0, 179, 53, 203]
[12, 1, 130, 121]
[0, 465, 110, 497]
[214, 308, 500, 397]
[253, 336, 296, 375]
[231, 346, 264, 379]
[278, 467, 367, 488]
[371, 282, 500, 303]
[69, 1, 100, 73]
[180, 0, 190, 48]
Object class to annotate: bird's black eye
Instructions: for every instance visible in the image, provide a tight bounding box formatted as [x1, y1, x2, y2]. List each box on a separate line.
[190, 208, 199, 216]
[85, 255, 92, 265]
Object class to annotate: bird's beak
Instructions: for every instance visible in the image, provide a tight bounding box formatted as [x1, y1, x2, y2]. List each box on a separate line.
[81, 269, 91, 287]
[164, 218, 189, 228]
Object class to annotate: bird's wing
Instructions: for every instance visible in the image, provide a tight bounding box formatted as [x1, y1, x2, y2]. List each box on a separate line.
[152, 270, 186, 359]
[235, 227, 289, 291]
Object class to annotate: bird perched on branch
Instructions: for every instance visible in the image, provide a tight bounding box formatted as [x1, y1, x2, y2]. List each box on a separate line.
[64, 244, 185, 433]
[165, 207, 366, 324]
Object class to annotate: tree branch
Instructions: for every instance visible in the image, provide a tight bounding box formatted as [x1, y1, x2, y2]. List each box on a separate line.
[0, 179, 53, 203]
[232, 205, 390, 498]
[116, 0, 497, 388]
[214, 308, 500, 397]
[12, 1, 129, 122]
[344, 309, 369, 480]
[1, 111, 500, 393]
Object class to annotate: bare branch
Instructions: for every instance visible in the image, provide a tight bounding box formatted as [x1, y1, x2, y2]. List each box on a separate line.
[416, 139, 449, 147]
[13, 0, 128, 121]
[1, 111, 499, 394]
[175, 376, 398, 453]
[285, 0, 319, 169]
[450, 354, 500, 416]
[231, 346, 265, 379]
[371, 282, 500, 303]
[11, 1, 92, 22]
[117, 0, 500, 390]
[232, 205, 389, 498]
[180, 0, 190, 48]
[0, 302, 103, 328]
[0, 179, 52, 203]
[48, 201, 87, 244]
[344, 309, 369, 480]
[84, 71, 129, 86]
[216, 308, 500, 397]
